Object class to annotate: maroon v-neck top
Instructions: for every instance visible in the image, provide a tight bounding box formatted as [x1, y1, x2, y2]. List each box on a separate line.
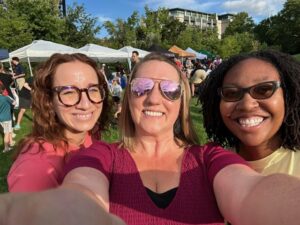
[64, 141, 247, 225]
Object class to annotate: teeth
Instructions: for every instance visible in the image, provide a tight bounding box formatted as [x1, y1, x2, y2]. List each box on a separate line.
[75, 113, 92, 120]
[238, 117, 263, 127]
[144, 110, 163, 117]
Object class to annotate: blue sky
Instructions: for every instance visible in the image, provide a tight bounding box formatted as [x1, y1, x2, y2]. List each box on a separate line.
[67, 0, 286, 38]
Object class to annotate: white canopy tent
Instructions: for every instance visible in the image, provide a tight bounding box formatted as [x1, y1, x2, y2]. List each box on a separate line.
[6, 40, 81, 76]
[185, 47, 207, 60]
[118, 46, 150, 71]
[79, 44, 128, 63]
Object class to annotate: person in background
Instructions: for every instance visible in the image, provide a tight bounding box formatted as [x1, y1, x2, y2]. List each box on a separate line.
[199, 50, 300, 177]
[184, 58, 193, 79]
[0, 83, 15, 152]
[0, 63, 14, 98]
[173, 57, 183, 71]
[24, 52, 300, 225]
[213, 55, 222, 68]
[190, 62, 207, 97]
[0, 63, 17, 138]
[13, 76, 33, 130]
[115, 62, 127, 89]
[7, 53, 111, 192]
[11, 56, 26, 91]
[131, 50, 140, 71]
[111, 77, 123, 119]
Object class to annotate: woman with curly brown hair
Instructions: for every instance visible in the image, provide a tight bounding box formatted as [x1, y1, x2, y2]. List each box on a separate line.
[7, 53, 111, 192]
[199, 49, 300, 176]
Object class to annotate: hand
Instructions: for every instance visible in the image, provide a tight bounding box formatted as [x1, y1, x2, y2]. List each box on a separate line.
[2, 188, 126, 225]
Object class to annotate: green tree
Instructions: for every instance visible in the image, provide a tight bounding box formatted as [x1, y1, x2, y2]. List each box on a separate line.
[6, 0, 65, 44]
[223, 12, 255, 37]
[218, 32, 261, 58]
[137, 6, 169, 48]
[161, 17, 186, 47]
[254, 18, 273, 45]
[275, 0, 300, 54]
[104, 11, 139, 49]
[236, 32, 258, 52]
[62, 3, 101, 48]
[254, 0, 300, 54]
[0, 7, 32, 51]
[176, 27, 219, 55]
[219, 35, 241, 58]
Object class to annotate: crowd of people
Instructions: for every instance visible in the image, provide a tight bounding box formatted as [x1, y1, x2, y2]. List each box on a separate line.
[0, 50, 300, 225]
[0, 57, 33, 152]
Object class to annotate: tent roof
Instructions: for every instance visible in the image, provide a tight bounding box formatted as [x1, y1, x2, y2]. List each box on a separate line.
[185, 47, 207, 59]
[79, 43, 121, 54]
[9, 40, 78, 62]
[118, 46, 150, 58]
[79, 44, 128, 63]
[0, 49, 9, 60]
[198, 49, 215, 59]
[169, 45, 196, 58]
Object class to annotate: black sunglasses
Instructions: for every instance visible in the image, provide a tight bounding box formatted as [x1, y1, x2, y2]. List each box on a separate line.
[52, 84, 105, 107]
[218, 81, 281, 102]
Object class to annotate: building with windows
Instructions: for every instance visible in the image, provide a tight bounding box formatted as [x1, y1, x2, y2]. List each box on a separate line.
[168, 8, 234, 39]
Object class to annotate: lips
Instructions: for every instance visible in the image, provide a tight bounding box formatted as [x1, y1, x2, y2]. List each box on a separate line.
[238, 116, 264, 127]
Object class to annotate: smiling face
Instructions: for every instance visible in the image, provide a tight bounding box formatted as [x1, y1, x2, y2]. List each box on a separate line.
[220, 58, 285, 158]
[129, 60, 181, 138]
[52, 60, 103, 140]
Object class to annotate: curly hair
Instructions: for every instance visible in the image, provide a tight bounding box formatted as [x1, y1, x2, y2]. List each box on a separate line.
[16, 53, 112, 156]
[199, 49, 300, 150]
[119, 53, 199, 151]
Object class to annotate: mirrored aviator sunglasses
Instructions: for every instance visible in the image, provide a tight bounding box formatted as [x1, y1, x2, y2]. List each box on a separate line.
[130, 77, 182, 101]
[218, 81, 281, 102]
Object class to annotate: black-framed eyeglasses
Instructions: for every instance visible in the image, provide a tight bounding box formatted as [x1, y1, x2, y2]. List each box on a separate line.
[218, 81, 281, 102]
[52, 84, 105, 107]
[130, 77, 182, 101]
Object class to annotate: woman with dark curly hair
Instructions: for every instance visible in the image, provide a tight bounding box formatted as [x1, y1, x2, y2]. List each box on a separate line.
[7, 53, 112, 192]
[199, 49, 300, 176]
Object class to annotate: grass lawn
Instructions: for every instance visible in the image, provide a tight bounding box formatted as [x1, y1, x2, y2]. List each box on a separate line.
[0, 98, 207, 193]
[294, 54, 300, 61]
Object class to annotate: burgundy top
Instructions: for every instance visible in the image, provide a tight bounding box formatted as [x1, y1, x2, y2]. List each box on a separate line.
[64, 141, 247, 225]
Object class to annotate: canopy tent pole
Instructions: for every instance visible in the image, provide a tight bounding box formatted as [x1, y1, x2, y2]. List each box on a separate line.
[27, 57, 33, 76]
[127, 57, 131, 72]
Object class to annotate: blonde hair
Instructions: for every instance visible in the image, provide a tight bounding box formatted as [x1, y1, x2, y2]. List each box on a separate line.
[119, 53, 199, 151]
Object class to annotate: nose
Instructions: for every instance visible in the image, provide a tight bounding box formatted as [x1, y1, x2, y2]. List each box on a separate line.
[76, 91, 92, 109]
[235, 93, 259, 111]
[145, 83, 162, 104]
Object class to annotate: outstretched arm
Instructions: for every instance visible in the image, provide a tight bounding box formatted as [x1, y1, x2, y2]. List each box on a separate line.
[0, 187, 125, 225]
[62, 167, 110, 211]
[214, 164, 300, 225]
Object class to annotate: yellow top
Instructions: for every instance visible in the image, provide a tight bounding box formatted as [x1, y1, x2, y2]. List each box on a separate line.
[247, 147, 300, 177]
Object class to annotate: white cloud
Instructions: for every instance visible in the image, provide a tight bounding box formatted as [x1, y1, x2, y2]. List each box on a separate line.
[96, 15, 113, 23]
[222, 0, 286, 18]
